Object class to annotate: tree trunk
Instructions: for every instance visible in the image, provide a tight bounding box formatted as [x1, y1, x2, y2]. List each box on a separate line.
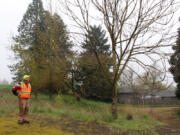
[49, 55, 53, 100]
[112, 43, 118, 119]
[72, 71, 74, 92]
[49, 91, 52, 100]
[49, 80, 53, 100]
[34, 91, 38, 99]
[112, 81, 118, 119]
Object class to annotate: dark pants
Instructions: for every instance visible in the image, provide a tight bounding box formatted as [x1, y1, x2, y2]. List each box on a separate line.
[18, 98, 30, 122]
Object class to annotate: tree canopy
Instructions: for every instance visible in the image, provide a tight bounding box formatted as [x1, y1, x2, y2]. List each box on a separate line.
[169, 22, 180, 99]
[9, 0, 73, 98]
[75, 25, 113, 101]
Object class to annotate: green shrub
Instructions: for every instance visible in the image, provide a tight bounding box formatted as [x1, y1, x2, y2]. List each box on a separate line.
[31, 106, 52, 113]
[0, 108, 3, 116]
[70, 111, 91, 122]
[59, 95, 106, 111]
[142, 114, 149, 120]
[126, 113, 133, 120]
[177, 110, 180, 118]
[103, 113, 114, 123]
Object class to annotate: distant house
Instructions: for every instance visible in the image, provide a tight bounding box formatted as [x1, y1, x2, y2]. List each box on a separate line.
[118, 88, 180, 105]
[118, 88, 142, 104]
[146, 90, 180, 105]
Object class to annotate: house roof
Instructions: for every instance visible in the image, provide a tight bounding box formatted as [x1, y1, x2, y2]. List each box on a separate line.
[157, 90, 176, 97]
[118, 88, 176, 97]
[118, 88, 137, 93]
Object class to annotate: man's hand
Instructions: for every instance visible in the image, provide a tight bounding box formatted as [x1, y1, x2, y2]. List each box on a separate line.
[12, 84, 21, 91]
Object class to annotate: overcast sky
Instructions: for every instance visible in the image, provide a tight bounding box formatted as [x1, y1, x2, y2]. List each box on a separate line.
[0, 0, 30, 82]
[0, 0, 179, 84]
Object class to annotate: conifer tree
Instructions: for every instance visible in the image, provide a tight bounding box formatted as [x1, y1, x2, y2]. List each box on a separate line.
[169, 22, 180, 99]
[9, 0, 45, 81]
[75, 25, 113, 101]
[10, 0, 73, 98]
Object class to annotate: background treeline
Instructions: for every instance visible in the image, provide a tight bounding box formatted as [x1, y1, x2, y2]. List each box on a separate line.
[9, 0, 178, 102]
[9, 0, 113, 101]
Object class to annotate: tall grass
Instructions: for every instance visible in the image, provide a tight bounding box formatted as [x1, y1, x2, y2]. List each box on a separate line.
[0, 108, 3, 117]
[176, 110, 180, 119]
[0, 90, 162, 132]
[0, 84, 13, 89]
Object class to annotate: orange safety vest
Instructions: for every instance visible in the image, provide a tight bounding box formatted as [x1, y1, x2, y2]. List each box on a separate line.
[18, 82, 31, 98]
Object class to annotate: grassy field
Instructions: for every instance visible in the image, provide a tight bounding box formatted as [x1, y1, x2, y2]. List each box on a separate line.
[1, 84, 180, 135]
[0, 84, 12, 89]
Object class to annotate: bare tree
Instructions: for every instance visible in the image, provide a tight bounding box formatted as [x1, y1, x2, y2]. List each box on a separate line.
[119, 69, 137, 89]
[59, 0, 179, 119]
[135, 62, 173, 91]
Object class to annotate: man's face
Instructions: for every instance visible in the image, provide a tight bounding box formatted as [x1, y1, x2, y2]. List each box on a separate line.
[24, 77, 30, 83]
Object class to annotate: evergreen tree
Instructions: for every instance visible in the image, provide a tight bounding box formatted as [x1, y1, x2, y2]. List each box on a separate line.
[9, 0, 45, 82]
[17, 0, 45, 47]
[75, 25, 112, 101]
[169, 22, 180, 99]
[36, 11, 72, 98]
[82, 25, 110, 54]
[9, 0, 73, 98]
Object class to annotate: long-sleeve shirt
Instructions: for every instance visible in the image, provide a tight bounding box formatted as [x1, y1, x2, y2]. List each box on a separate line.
[12, 83, 21, 96]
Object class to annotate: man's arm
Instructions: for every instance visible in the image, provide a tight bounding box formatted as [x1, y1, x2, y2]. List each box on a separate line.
[12, 83, 21, 96]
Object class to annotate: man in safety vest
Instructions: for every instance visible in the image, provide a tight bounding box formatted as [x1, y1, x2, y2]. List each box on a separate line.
[12, 75, 31, 124]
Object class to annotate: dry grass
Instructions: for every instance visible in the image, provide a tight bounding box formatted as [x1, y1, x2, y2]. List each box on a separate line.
[0, 86, 164, 134]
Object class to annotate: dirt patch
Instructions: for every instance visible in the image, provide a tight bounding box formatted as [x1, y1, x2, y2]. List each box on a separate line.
[150, 107, 180, 135]
[0, 117, 74, 135]
[118, 106, 180, 135]
[0, 116, 156, 135]
[29, 115, 160, 135]
[156, 125, 180, 135]
[31, 116, 118, 135]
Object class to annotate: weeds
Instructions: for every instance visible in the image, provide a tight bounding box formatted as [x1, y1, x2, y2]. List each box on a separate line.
[70, 111, 91, 121]
[103, 112, 114, 123]
[126, 113, 133, 120]
[0, 88, 162, 133]
[0, 84, 13, 89]
[0, 108, 3, 117]
[31, 106, 52, 113]
[176, 110, 180, 118]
